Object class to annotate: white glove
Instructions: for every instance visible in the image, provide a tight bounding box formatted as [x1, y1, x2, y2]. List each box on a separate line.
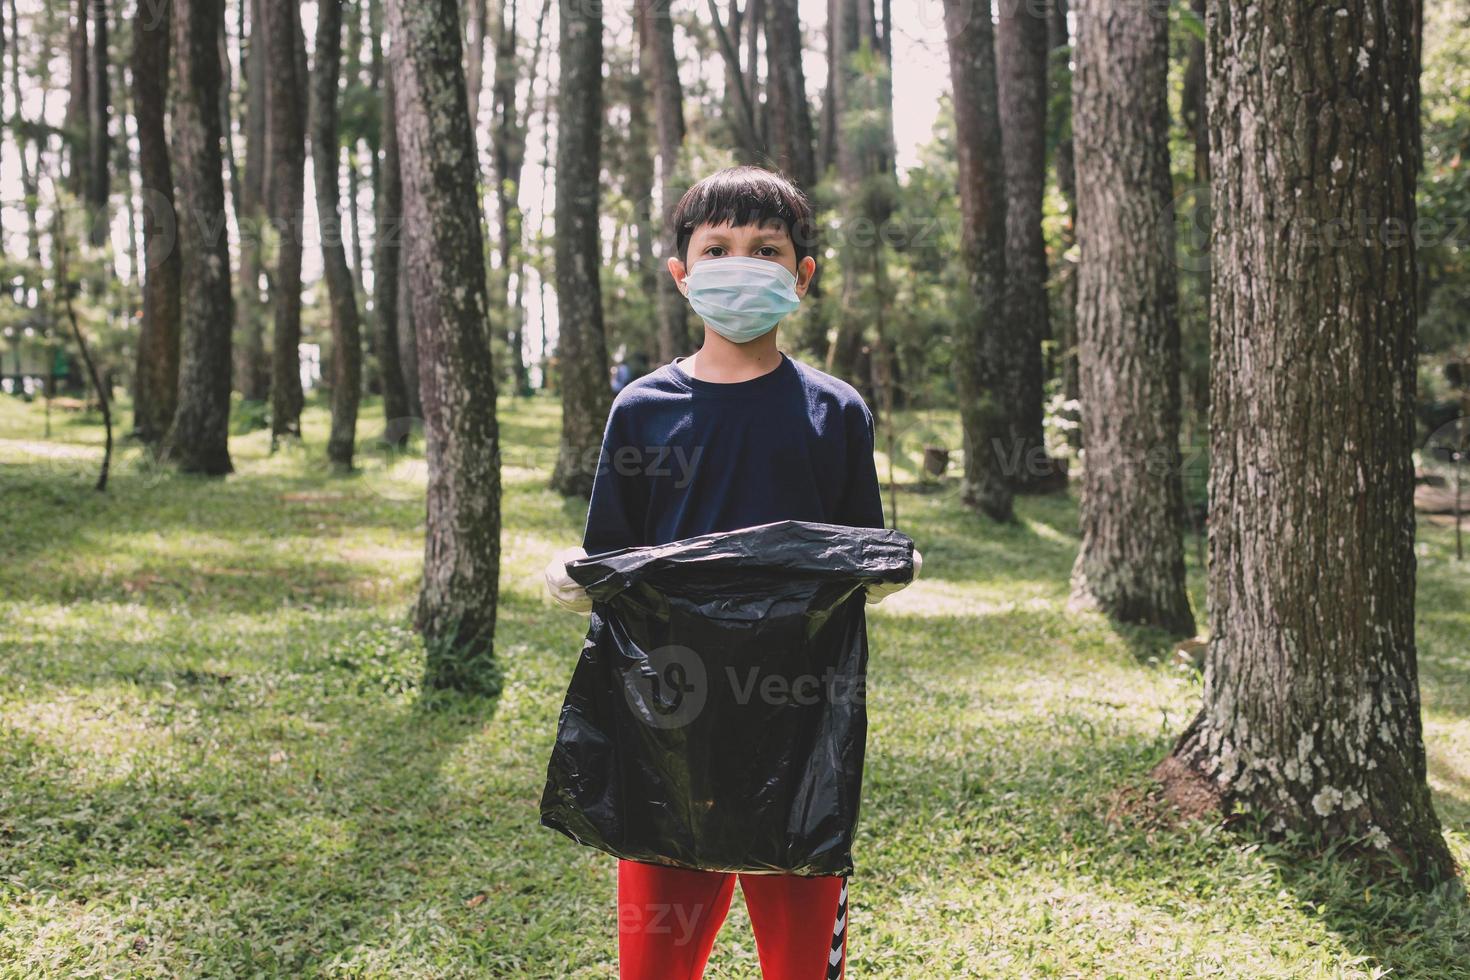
[544, 545, 593, 613]
[866, 547, 922, 604]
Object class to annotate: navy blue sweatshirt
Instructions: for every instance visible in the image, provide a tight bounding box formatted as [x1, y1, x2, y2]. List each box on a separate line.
[581, 351, 887, 555]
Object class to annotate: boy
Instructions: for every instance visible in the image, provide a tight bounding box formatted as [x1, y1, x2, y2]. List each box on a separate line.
[545, 166, 921, 979]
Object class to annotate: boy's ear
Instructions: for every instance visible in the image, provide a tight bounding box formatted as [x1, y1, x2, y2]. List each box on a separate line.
[668, 256, 689, 296]
[794, 256, 817, 298]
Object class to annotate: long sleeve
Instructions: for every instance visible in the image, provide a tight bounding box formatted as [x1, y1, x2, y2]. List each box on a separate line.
[581, 401, 648, 554]
[836, 399, 888, 530]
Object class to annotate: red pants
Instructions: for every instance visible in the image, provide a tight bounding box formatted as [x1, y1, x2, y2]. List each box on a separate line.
[617, 860, 848, 980]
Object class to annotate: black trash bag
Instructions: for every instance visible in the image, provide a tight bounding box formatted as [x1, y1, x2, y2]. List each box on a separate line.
[539, 519, 915, 877]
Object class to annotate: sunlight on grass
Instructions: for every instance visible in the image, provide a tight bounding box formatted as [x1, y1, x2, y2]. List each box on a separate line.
[1, 392, 1468, 977]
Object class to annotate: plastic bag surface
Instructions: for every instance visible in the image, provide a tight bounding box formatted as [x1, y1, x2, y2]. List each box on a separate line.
[539, 519, 915, 876]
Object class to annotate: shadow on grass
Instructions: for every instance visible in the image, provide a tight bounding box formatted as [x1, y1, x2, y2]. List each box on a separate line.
[863, 703, 1470, 977]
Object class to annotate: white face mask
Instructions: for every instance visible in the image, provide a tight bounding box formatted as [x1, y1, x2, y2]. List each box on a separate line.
[681, 256, 802, 344]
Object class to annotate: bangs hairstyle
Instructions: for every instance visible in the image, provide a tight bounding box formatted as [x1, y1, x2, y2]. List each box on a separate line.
[672, 166, 818, 263]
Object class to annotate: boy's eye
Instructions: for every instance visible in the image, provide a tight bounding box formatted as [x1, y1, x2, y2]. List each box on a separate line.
[704, 245, 727, 257]
[756, 246, 779, 257]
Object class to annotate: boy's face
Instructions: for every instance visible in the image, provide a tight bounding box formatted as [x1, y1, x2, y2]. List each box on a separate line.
[668, 220, 818, 299]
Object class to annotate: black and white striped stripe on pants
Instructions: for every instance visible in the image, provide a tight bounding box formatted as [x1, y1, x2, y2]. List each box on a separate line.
[827, 878, 848, 979]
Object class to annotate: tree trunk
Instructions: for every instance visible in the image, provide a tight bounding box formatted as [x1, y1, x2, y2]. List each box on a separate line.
[627, 34, 658, 357]
[488, 0, 537, 396]
[85, 0, 109, 245]
[996, 0, 1061, 492]
[943, 0, 1012, 522]
[66, 0, 89, 197]
[763, 0, 815, 192]
[130, 0, 182, 445]
[164, 0, 234, 476]
[550, 0, 611, 498]
[1157, 0, 1454, 887]
[397, 217, 423, 420]
[234, 0, 269, 401]
[1047, 0, 1079, 408]
[266, 0, 305, 439]
[374, 68, 411, 429]
[1067, 0, 1194, 635]
[827, 0, 894, 387]
[7, 0, 40, 267]
[464, 0, 487, 125]
[313, 0, 362, 470]
[385, 0, 503, 693]
[639, 0, 689, 363]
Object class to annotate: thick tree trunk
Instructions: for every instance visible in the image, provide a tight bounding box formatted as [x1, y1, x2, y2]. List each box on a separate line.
[1158, 0, 1454, 887]
[313, 0, 362, 470]
[1068, 0, 1194, 636]
[764, 0, 816, 192]
[164, 0, 234, 476]
[234, 0, 269, 401]
[943, 0, 1012, 522]
[639, 0, 689, 363]
[385, 0, 503, 693]
[265, 0, 305, 439]
[550, 0, 611, 498]
[130, 0, 182, 445]
[996, 0, 1062, 492]
[374, 69, 411, 429]
[85, 0, 109, 245]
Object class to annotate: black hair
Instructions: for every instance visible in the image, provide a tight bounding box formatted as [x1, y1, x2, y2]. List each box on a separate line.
[671, 166, 818, 264]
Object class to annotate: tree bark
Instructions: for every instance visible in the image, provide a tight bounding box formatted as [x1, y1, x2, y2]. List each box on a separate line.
[943, 0, 1013, 522]
[639, 0, 689, 363]
[1068, 0, 1194, 636]
[85, 0, 109, 245]
[397, 216, 423, 420]
[7, 0, 40, 267]
[996, 0, 1062, 492]
[550, 0, 611, 498]
[385, 0, 503, 693]
[265, 0, 305, 439]
[233, 0, 269, 401]
[65, 0, 89, 197]
[164, 0, 234, 476]
[1158, 0, 1453, 887]
[313, 0, 362, 470]
[374, 68, 411, 429]
[130, 0, 182, 445]
[627, 29, 658, 355]
[464, 0, 487, 125]
[763, 0, 815, 192]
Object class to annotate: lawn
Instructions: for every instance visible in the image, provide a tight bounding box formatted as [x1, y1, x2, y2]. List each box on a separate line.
[2, 391, 1468, 978]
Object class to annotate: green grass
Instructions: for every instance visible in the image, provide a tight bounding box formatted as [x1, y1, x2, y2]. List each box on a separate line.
[2, 391, 1469, 977]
